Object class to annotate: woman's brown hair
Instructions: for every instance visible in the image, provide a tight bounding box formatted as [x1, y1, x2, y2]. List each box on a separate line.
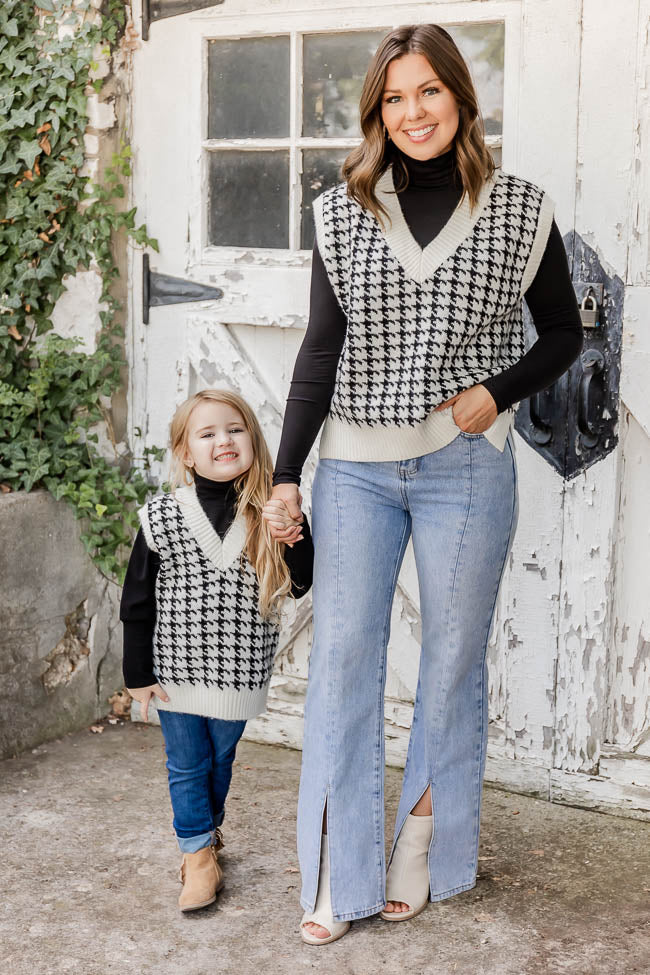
[342, 24, 495, 224]
[169, 389, 292, 620]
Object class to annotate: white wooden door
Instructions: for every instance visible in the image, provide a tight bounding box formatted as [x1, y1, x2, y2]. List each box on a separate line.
[128, 0, 649, 817]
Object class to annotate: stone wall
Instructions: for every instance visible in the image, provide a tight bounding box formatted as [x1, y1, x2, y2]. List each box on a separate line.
[0, 491, 123, 759]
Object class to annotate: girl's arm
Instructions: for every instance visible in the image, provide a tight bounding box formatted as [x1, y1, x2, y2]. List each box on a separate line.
[283, 514, 314, 598]
[262, 501, 314, 597]
[119, 528, 160, 688]
[273, 242, 347, 487]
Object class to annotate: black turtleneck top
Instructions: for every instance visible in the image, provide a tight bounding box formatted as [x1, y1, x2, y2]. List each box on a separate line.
[120, 471, 314, 688]
[273, 147, 583, 485]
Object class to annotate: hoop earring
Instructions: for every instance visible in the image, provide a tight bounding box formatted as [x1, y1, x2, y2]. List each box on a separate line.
[384, 124, 391, 141]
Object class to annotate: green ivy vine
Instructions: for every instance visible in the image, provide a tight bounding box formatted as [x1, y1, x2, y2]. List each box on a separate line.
[0, 0, 161, 582]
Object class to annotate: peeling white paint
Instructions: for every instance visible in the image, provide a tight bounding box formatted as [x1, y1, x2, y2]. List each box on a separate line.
[50, 269, 106, 353]
[607, 410, 650, 755]
[86, 93, 116, 130]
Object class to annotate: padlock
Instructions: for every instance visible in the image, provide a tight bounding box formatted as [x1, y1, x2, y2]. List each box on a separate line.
[580, 293, 599, 328]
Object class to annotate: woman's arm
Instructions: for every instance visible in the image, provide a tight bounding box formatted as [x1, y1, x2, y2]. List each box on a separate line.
[480, 220, 583, 413]
[272, 242, 348, 487]
[120, 528, 160, 689]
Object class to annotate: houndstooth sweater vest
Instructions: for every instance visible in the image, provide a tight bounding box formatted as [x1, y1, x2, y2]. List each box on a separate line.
[313, 165, 554, 461]
[138, 486, 279, 721]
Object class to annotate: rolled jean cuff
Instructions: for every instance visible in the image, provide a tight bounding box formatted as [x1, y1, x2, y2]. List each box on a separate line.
[177, 830, 214, 854]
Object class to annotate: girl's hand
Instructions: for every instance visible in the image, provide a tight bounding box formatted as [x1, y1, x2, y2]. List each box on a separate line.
[262, 499, 304, 542]
[266, 484, 303, 546]
[434, 384, 498, 434]
[127, 683, 170, 723]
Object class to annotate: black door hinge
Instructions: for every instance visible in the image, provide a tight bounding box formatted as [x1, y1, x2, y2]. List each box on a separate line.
[142, 254, 223, 323]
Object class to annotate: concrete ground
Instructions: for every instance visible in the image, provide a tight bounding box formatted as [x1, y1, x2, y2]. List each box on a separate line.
[1, 722, 648, 975]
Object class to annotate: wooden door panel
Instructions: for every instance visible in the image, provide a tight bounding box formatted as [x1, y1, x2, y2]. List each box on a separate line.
[607, 413, 650, 751]
[488, 447, 564, 767]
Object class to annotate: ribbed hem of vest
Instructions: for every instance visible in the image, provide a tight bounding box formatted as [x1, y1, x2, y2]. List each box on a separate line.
[319, 407, 513, 462]
[152, 681, 269, 721]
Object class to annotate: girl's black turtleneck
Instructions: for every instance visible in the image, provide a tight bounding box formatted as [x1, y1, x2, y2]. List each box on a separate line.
[272, 147, 583, 486]
[193, 470, 239, 538]
[120, 471, 314, 688]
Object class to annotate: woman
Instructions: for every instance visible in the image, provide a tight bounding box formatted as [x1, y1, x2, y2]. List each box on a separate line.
[267, 24, 582, 944]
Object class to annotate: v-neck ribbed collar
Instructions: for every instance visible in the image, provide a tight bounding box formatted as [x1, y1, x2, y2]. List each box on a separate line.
[175, 485, 247, 573]
[374, 164, 499, 285]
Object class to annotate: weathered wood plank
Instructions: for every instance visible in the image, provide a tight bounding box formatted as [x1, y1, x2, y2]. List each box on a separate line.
[606, 410, 650, 749]
[553, 0, 640, 774]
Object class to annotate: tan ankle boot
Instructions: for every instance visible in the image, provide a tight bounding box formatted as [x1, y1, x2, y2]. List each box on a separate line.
[178, 843, 224, 912]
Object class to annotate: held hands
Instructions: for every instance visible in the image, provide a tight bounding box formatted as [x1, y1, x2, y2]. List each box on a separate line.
[434, 384, 498, 434]
[127, 683, 169, 723]
[262, 484, 304, 546]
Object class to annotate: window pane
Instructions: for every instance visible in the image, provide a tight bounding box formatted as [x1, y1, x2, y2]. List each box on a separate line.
[301, 149, 349, 249]
[302, 31, 385, 137]
[208, 37, 290, 139]
[449, 24, 505, 136]
[208, 151, 289, 248]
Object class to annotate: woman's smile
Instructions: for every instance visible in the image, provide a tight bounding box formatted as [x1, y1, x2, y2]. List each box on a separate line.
[403, 122, 438, 143]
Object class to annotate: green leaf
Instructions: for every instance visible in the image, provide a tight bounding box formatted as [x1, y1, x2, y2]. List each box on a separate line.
[16, 138, 40, 168]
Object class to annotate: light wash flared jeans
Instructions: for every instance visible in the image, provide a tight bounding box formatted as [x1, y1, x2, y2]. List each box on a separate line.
[297, 430, 519, 921]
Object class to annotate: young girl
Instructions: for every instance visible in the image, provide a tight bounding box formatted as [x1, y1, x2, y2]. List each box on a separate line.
[120, 389, 312, 912]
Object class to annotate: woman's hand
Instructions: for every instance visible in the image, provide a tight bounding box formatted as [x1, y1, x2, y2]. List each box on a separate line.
[434, 384, 498, 434]
[127, 683, 169, 723]
[265, 484, 303, 546]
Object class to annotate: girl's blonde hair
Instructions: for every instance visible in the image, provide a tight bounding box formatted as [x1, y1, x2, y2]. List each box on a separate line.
[169, 388, 292, 620]
[342, 24, 495, 225]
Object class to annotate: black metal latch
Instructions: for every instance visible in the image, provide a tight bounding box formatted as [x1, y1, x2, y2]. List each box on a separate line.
[515, 232, 622, 479]
[142, 254, 223, 324]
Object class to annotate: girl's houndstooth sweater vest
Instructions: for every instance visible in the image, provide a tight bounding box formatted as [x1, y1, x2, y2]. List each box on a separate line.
[313, 165, 555, 462]
[138, 486, 279, 721]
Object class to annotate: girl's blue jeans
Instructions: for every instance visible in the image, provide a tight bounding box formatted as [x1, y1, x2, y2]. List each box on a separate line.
[297, 431, 519, 921]
[157, 710, 246, 853]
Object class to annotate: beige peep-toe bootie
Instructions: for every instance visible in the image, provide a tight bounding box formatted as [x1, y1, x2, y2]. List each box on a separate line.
[380, 813, 433, 922]
[178, 833, 224, 912]
[300, 834, 351, 945]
